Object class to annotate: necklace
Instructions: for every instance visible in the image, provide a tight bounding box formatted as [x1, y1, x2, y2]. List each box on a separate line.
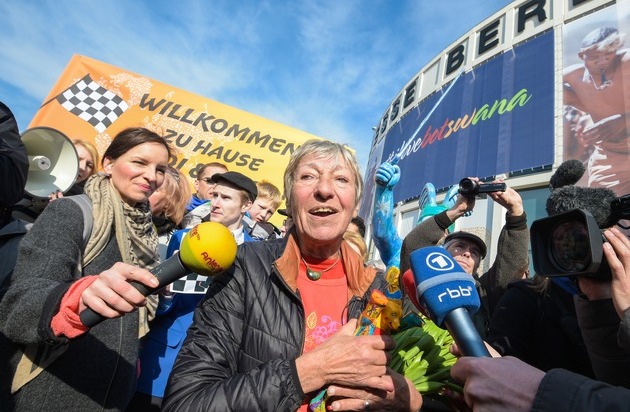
[301, 254, 341, 281]
[586, 66, 615, 91]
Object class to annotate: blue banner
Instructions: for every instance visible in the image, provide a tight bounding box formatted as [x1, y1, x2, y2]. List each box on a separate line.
[380, 30, 554, 203]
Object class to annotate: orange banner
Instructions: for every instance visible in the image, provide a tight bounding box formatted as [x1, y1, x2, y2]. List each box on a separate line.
[30, 54, 323, 225]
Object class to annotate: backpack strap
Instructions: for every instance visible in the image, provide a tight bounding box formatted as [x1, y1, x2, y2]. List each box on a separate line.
[11, 194, 94, 394]
[66, 194, 93, 250]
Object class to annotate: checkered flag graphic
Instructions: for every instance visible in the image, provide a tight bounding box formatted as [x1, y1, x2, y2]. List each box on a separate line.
[171, 274, 211, 294]
[56, 74, 128, 133]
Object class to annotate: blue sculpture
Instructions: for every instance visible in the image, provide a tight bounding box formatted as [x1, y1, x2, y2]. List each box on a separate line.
[371, 161, 459, 270]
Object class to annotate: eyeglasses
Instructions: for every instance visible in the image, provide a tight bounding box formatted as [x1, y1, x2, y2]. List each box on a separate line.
[198, 177, 214, 184]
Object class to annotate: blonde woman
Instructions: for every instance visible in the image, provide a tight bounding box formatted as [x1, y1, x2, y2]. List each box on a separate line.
[149, 166, 192, 259]
[49, 139, 100, 199]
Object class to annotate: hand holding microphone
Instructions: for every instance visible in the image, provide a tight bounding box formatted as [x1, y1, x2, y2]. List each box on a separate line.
[409, 246, 491, 357]
[79, 222, 237, 327]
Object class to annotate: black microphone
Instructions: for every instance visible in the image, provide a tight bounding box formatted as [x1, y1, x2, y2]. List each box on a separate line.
[79, 222, 237, 327]
[410, 246, 490, 357]
[79, 252, 189, 327]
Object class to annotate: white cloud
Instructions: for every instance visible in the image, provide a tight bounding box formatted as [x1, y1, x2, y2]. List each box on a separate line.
[0, 0, 512, 171]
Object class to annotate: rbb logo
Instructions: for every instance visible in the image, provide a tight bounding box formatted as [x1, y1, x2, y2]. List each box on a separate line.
[438, 286, 473, 302]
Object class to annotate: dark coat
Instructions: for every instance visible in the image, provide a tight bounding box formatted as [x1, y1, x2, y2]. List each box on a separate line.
[487, 279, 594, 377]
[0, 101, 28, 210]
[575, 295, 630, 388]
[162, 231, 387, 412]
[534, 368, 630, 411]
[0, 199, 140, 411]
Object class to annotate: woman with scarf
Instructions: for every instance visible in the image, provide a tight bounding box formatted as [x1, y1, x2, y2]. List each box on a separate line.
[0, 127, 171, 411]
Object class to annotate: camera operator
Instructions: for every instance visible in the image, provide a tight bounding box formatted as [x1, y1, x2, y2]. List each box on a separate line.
[400, 177, 529, 337]
[450, 225, 630, 411]
[486, 162, 597, 377]
[543, 185, 630, 388]
[450, 184, 630, 410]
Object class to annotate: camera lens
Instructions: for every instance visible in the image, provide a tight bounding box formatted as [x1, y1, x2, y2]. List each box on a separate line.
[458, 178, 478, 195]
[549, 220, 592, 273]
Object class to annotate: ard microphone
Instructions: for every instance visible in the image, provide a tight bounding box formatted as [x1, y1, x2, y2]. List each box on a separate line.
[410, 246, 490, 357]
[79, 222, 238, 327]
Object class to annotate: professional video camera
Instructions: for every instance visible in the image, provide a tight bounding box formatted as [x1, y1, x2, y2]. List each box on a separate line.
[531, 194, 630, 278]
[458, 178, 506, 197]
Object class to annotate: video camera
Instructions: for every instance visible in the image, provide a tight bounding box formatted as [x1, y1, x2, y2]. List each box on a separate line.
[458, 178, 506, 197]
[530, 194, 630, 278]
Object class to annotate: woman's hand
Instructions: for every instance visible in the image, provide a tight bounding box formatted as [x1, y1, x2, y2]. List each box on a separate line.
[296, 319, 395, 394]
[325, 368, 423, 412]
[48, 190, 64, 201]
[79, 262, 159, 318]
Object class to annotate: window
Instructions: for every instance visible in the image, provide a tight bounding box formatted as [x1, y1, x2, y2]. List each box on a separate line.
[399, 208, 419, 239]
[519, 186, 550, 276]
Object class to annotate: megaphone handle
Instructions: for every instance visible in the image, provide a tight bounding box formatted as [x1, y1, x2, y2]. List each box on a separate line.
[79, 254, 189, 328]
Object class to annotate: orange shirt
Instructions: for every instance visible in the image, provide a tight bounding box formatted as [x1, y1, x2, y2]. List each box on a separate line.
[297, 256, 348, 411]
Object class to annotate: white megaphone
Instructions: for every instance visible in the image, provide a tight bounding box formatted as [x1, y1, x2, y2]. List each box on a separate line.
[21, 127, 79, 198]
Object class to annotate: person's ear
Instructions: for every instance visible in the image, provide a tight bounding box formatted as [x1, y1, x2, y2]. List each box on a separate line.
[242, 200, 253, 212]
[102, 158, 114, 175]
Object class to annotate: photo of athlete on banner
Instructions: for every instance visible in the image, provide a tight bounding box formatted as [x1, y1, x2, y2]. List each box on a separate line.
[562, 2, 630, 196]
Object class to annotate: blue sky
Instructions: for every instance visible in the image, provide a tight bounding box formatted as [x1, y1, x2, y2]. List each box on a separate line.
[0, 0, 512, 174]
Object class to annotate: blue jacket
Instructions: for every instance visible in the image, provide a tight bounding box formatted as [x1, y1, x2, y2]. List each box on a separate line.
[136, 226, 254, 397]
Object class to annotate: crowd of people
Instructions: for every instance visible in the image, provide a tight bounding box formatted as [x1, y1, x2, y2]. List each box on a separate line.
[1, 92, 630, 412]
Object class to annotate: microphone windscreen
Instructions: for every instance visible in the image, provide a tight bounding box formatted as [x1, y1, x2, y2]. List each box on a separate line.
[546, 185, 617, 229]
[409, 246, 480, 326]
[179, 222, 238, 275]
[549, 159, 585, 190]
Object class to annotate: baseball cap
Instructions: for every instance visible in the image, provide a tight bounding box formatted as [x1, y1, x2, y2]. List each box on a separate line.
[210, 171, 258, 201]
[443, 231, 487, 259]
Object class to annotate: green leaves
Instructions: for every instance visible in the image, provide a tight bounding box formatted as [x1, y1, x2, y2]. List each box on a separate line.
[389, 318, 463, 396]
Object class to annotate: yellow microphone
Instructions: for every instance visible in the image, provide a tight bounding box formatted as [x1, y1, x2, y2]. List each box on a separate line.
[178, 221, 237, 274]
[79, 222, 237, 327]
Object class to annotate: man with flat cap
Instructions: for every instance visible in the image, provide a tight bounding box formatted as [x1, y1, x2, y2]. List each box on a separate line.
[400, 177, 529, 337]
[207, 171, 258, 244]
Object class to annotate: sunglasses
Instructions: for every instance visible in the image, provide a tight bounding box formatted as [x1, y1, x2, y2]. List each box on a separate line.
[198, 177, 215, 184]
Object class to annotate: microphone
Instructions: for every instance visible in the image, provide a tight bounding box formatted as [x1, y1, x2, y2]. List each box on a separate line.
[401, 269, 424, 315]
[409, 246, 490, 357]
[79, 222, 238, 327]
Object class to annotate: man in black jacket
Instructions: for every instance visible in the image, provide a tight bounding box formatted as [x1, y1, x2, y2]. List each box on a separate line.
[0, 101, 28, 217]
[0, 101, 29, 286]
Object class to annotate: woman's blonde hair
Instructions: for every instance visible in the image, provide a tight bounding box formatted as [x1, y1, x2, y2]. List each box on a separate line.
[157, 167, 192, 225]
[343, 230, 368, 263]
[73, 139, 100, 177]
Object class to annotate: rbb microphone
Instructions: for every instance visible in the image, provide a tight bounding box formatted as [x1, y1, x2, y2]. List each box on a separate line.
[410, 246, 490, 357]
[79, 222, 238, 327]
